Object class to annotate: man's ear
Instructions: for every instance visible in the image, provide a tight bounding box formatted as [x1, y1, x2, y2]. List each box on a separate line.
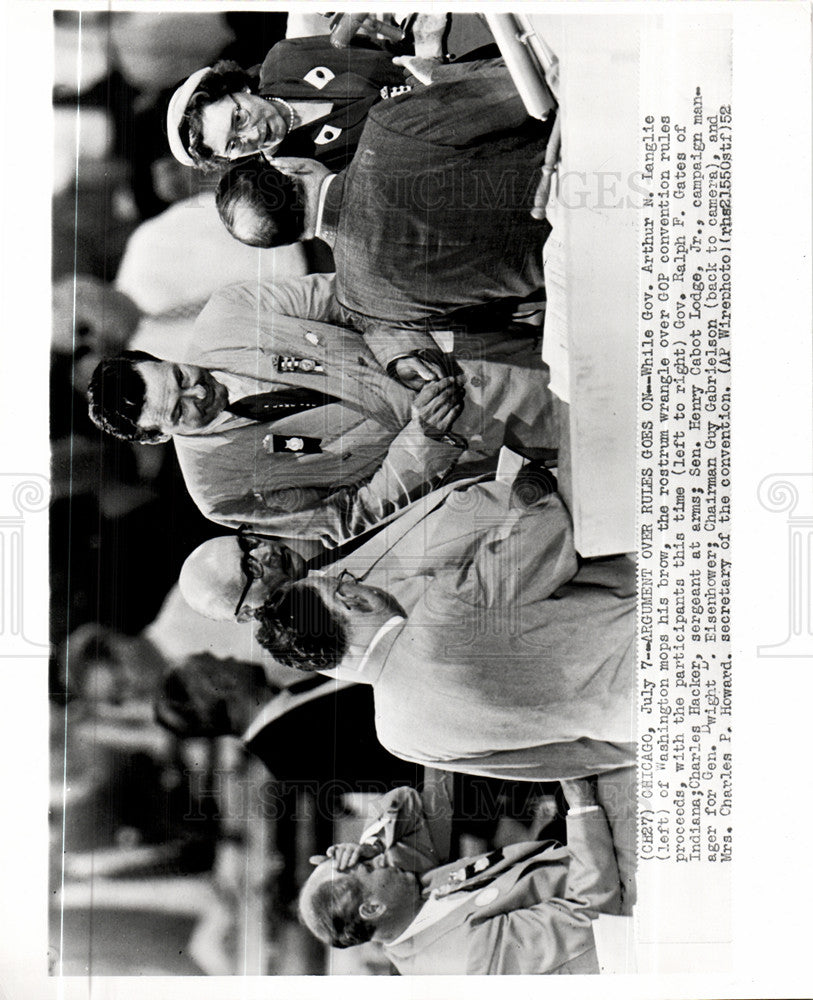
[236, 606, 256, 624]
[358, 900, 385, 922]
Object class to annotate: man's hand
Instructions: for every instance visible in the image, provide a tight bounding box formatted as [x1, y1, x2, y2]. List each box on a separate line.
[394, 353, 447, 390]
[324, 840, 383, 871]
[561, 777, 599, 810]
[265, 155, 332, 190]
[411, 376, 465, 441]
[392, 55, 440, 87]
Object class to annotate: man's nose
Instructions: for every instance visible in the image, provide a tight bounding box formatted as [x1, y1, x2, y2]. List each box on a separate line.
[183, 384, 206, 400]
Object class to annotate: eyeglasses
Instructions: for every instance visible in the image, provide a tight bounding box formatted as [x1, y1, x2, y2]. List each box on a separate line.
[226, 94, 253, 157]
[233, 523, 279, 618]
[336, 568, 360, 591]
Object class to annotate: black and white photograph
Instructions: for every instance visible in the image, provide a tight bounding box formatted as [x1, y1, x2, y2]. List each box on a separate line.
[48, 7, 638, 977]
[0, 2, 811, 997]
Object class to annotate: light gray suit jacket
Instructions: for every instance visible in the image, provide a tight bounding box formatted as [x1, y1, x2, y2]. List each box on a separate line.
[163, 275, 556, 544]
[325, 480, 636, 779]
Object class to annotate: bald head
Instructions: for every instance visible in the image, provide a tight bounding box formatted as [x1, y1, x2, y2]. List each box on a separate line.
[179, 533, 310, 622]
[179, 536, 248, 621]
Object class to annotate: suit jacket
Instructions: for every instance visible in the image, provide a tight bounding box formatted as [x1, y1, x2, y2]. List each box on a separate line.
[326, 59, 556, 368]
[358, 785, 452, 877]
[384, 809, 621, 975]
[325, 480, 636, 779]
[165, 278, 466, 541]
[170, 274, 558, 542]
[258, 36, 405, 171]
[248, 272, 561, 460]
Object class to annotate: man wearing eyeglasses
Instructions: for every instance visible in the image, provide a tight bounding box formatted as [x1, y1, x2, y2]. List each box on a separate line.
[166, 16, 462, 173]
[178, 462, 562, 625]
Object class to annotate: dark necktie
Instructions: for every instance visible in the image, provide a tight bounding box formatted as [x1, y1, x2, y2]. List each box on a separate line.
[226, 387, 340, 423]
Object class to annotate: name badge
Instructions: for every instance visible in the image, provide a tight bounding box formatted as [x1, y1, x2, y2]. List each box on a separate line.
[264, 434, 322, 455]
[380, 84, 413, 100]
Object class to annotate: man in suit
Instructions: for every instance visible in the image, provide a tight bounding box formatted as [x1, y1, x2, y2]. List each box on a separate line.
[256, 481, 636, 782]
[166, 38, 404, 173]
[180, 470, 634, 779]
[215, 56, 556, 379]
[299, 780, 621, 974]
[177, 462, 560, 623]
[88, 270, 559, 539]
[87, 347, 468, 543]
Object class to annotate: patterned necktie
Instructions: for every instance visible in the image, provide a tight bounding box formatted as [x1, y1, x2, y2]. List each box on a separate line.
[226, 387, 340, 423]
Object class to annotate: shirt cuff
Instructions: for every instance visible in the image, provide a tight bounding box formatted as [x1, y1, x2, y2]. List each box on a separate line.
[568, 804, 601, 817]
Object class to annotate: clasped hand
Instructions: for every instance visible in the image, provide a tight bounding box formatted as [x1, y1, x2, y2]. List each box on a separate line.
[411, 376, 465, 441]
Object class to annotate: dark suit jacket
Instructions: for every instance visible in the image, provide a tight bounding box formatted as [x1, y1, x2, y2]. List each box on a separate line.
[258, 36, 404, 171]
[327, 59, 556, 368]
[168, 278, 466, 540]
[246, 684, 419, 795]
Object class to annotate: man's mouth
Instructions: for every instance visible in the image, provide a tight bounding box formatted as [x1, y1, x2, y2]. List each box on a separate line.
[280, 547, 307, 579]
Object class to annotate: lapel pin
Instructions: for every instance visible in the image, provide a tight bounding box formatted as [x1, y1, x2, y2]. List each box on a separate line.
[473, 887, 500, 907]
[264, 435, 323, 455]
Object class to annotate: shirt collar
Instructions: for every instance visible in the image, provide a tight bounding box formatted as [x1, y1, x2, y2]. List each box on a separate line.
[188, 370, 262, 434]
[314, 171, 344, 248]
